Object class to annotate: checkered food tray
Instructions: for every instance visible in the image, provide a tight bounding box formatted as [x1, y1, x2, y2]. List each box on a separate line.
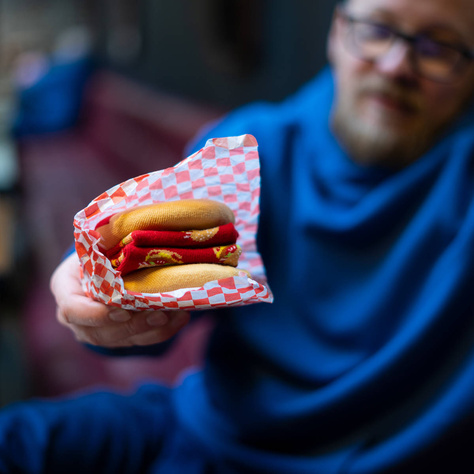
[73, 134, 273, 311]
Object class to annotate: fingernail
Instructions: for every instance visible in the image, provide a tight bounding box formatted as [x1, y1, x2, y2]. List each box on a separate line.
[109, 309, 131, 322]
[146, 312, 168, 326]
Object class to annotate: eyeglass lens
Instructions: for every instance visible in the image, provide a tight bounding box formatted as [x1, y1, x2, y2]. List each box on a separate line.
[345, 17, 467, 81]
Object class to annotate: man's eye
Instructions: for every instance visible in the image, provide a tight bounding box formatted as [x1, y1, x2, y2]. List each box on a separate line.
[357, 23, 393, 42]
[416, 38, 457, 60]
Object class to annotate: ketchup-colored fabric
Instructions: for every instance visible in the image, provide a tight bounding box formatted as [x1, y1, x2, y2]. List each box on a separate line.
[112, 243, 241, 276]
[105, 223, 240, 276]
[106, 223, 239, 256]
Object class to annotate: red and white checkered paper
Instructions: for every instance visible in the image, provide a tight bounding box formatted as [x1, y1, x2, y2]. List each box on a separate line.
[73, 134, 273, 311]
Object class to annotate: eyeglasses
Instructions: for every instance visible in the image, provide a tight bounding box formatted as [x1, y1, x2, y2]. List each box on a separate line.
[338, 9, 474, 83]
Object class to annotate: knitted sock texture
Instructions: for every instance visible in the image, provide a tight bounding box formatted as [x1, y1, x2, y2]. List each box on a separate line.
[105, 223, 240, 276]
[123, 264, 247, 293]
[111, 244, 241, 276]
[97, 200, 235, 250]
[106, 223, 239, 258]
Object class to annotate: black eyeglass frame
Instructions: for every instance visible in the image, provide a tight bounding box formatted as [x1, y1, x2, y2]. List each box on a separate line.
[337, 7, 474, 83]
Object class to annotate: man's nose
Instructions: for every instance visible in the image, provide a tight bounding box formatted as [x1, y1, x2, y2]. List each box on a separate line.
[376, 41, 416, 78]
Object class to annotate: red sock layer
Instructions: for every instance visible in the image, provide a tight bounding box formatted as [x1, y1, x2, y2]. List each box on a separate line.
[111, 244, 242, 276]
[106, 223, 238, 260]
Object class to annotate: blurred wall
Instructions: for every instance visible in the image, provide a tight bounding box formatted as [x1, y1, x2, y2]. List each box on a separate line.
[94, 0, 339, 108]
[0, 0, 339, 405]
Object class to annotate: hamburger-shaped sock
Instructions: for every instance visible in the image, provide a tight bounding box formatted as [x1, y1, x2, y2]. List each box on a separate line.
[96, 199, 249, 293]
[105, 222, 241, 275]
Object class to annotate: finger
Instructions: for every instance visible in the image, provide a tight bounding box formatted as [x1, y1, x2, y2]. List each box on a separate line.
[126, 310, 191, 346]
[64, 310, 150, 345]
[57, 293, 121, 327]
[51, 253, 131, 327]
[50, 253, 83, 303]
[76, 310, 190, 347]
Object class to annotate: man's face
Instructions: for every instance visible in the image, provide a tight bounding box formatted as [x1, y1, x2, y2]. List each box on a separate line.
[328, 0, 474, 168]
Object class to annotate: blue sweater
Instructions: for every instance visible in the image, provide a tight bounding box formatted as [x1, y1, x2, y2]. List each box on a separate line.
[171, 68, 474, 472]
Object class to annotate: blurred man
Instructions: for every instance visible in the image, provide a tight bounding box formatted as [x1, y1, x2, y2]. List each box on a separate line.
[2, 0, 474, 472]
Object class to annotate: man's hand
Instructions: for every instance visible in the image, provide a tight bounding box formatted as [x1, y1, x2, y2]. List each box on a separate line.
[50, 253, 190, 348]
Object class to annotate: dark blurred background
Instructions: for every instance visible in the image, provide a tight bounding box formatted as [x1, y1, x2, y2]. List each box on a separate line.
[0, 0, 337, 406]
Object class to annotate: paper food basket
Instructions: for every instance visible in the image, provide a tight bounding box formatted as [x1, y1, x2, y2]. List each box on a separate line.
[73, 134, 273, 311]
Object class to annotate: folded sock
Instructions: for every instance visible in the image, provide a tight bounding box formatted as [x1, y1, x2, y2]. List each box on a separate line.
[111, 244, 242, 276]
[106, 223, 239, 259]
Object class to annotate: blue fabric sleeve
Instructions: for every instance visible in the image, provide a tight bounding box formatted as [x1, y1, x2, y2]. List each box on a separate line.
[84, 340, 175, 357]
[0, 384, 174, 473]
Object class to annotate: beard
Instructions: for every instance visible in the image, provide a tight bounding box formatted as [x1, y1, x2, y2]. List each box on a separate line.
[331, 77, 439, 169]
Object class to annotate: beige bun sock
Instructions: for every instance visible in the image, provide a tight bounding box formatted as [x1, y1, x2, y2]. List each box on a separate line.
[123, 263, 249, 293]
[98, 199, 235, 250]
